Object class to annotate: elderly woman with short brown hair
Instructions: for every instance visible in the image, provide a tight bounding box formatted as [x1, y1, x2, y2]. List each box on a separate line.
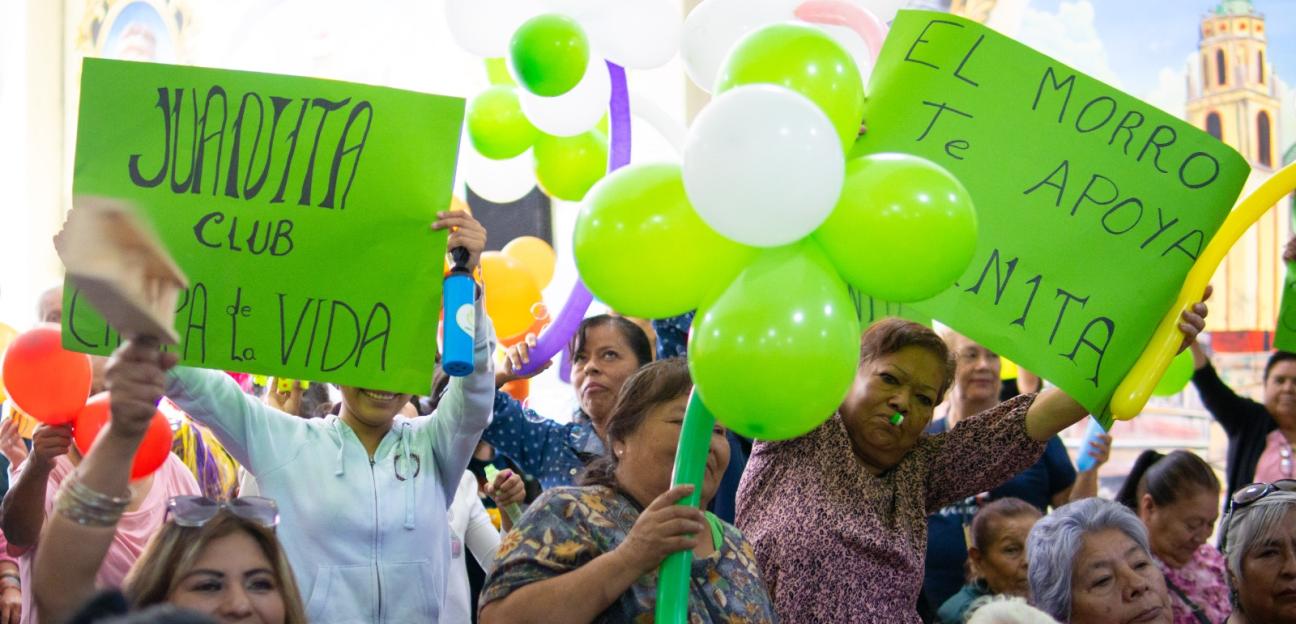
[737, 297, 1207, 623]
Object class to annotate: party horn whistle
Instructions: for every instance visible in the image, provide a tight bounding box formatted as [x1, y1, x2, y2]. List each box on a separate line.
[1111, 161, 1296, 420]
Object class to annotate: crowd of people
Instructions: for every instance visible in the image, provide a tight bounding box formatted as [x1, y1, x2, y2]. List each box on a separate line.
[0, 211, 1293, 624]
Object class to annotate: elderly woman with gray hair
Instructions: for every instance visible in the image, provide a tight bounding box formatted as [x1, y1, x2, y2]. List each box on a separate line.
[1219, 482, 1296, 624]
[1027, 497, 1174, 623]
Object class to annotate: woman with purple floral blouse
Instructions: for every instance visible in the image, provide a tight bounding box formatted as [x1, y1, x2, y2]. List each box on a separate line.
[737, 299, 1209, 623]
[1116, 450, 1232, 623]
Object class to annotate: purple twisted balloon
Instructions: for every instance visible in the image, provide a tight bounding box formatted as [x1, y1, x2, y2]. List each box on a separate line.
[516, 61, 631, 378]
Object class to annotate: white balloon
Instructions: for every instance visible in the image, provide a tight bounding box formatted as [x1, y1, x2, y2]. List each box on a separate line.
[682, 0, 799, 92]
[683, 85, 844, 248]
[464, 146, 535, 204]
[580, 0, 681, 69]
[444, 0, 539, 57]
[517, 52, 611, 137]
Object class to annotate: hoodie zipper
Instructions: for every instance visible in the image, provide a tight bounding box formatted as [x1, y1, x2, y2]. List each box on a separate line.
[371, 458, 383, 622]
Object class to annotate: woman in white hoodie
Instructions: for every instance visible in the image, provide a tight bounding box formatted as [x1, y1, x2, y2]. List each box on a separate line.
[127, 210, 494, 623]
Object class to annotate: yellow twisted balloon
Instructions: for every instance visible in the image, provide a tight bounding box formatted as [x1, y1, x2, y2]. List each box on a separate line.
[1111, 161, 1296, 420]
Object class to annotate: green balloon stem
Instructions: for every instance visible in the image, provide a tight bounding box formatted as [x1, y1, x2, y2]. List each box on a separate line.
[655, 392, 715, 623]
[484, 58, 516, 87]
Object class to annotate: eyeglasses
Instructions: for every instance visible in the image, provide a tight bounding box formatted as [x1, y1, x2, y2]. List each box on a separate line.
[166, 496, 279, 529]
[1220, 479, 1296, 551]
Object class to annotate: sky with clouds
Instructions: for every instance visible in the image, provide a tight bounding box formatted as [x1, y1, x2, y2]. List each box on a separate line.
[984, 0, 1296, 155]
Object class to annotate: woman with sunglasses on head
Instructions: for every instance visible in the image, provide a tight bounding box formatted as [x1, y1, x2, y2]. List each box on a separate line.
[93, 212, 494, 623]
[32, 341, 306, 624]
[1220, 480, 1296, 624]
[2, 425, 200, 624]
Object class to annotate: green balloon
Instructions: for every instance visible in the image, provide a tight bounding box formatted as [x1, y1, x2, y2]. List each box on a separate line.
[467, 86, 538, 160]
[715, 23, 865, 152]
[1152, 349, 1196, 397]
[814, 153, 977, 302]
[574, 164, 757, 318]
[689, 241, 861, 440]
[509, 14, 589, 97]
[533, 131, 608, 202]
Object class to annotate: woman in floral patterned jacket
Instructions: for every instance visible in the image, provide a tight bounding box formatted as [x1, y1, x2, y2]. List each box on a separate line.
[479, 358, 775, 623]
[738, 299, 1208, 623]
[1116, 450, 1232, 623]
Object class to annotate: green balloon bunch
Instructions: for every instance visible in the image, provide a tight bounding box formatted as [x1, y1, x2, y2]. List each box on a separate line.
[461, 13, 616, 203]
[574, 22, 979, 440]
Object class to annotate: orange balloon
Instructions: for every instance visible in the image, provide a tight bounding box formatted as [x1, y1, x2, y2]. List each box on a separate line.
[497, 315, 550, 348]
[502, 378, 530, 402]
[73, 393, 173, 480]
[1, 324, 92, 424]
[502, 236, 557, 289]
[480, 252, 544, 341]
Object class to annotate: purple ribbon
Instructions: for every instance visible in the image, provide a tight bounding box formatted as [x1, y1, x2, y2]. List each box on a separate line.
[516, 61, 631, 379]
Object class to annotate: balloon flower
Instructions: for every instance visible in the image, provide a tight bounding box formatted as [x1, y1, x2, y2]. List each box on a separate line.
[577, 20, 978, 441]
[568, 11, 979, 622]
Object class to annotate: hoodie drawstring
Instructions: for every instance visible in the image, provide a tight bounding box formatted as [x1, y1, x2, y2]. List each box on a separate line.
[400, 422, 415, 530]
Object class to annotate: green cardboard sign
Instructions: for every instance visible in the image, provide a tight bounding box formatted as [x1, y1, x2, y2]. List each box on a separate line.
[855, 11, 1251, 419]
[1276, 262, 1296, 353]
[64, 58, 465, 395]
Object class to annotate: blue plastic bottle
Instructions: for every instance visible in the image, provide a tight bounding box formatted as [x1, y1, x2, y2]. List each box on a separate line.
[1076, 416, 1107, 472]
[442, 247, 476, 377]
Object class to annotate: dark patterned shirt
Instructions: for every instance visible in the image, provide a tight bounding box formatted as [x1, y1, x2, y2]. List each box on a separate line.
[736, 394, 1044, 623]
[482, 391, 604, 490]
[482, 485, 777, 623]
[653, 312, 695, 360]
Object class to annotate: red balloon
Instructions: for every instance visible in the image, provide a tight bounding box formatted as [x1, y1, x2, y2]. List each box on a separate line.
[1, 324, 92, 424]
[73, 393, 173, 480]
